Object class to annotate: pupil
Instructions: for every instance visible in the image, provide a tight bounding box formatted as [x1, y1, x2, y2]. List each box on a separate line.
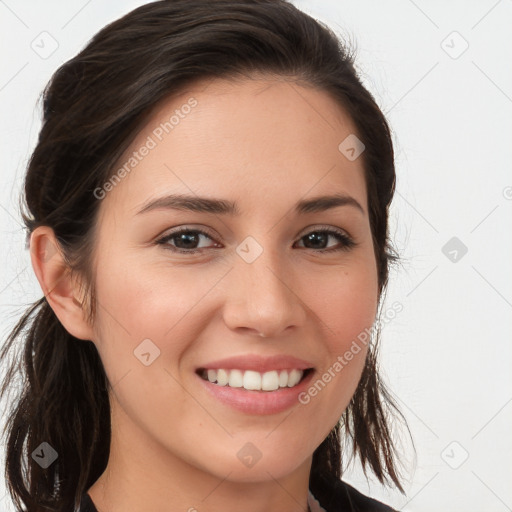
[306, 232, 326, 249]
[177, 232, 198, 249]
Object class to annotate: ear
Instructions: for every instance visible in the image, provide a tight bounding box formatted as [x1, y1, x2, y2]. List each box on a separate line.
[29, 226, 95, 341]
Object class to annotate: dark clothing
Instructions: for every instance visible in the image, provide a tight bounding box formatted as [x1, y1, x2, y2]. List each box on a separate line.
[309, 471, 399, 511]
[78, 473, 399, 511]
[77, 492, 97, 512]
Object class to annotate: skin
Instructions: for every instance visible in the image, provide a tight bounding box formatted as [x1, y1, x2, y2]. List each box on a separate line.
[30, 76, 379, 512]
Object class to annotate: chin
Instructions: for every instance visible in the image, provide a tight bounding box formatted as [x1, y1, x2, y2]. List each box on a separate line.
[206, 449, 308, 483]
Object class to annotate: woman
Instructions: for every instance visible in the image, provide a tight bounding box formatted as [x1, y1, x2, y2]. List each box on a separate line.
[0, 1, 413, 511]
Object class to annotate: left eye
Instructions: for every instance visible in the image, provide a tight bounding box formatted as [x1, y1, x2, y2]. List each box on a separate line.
[295, 229, 356, 252]
[156, 227, 356, 254]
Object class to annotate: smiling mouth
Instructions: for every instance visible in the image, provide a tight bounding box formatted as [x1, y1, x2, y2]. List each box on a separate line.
[196, 367, 314, 392]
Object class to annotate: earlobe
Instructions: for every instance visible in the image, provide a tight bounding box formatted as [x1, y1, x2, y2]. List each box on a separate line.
[29, 226, 95, 341]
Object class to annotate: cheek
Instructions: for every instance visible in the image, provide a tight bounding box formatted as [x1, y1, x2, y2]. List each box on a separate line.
[302, 260, 378, 410]
[89, 264, 207, 426]
[91, 259, 222, 369]
[308, 260, 379, 348]
[325, 298, 374, 386]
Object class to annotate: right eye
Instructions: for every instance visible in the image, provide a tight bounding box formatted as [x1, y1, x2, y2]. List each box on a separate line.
[156, 228, 221, 254]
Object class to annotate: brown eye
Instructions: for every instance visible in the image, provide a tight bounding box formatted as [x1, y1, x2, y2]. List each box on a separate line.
[156, 229, 219, 254]
[295, 229, 356, 253]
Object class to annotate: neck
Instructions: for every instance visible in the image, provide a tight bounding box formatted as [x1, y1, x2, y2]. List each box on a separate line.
[87, 404, 313, 512]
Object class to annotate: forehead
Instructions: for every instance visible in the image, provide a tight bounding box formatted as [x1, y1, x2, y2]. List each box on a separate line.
[99, 76, 367, 219]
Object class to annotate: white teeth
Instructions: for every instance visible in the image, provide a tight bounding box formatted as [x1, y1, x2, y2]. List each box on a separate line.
[288, 369, 302, 387]
[200, 368, 305, 391]
[228, 369, 243, 388]
[243, 370, 261, 390]
[261, 370, 279, 391]
[216, 369, 229, 386]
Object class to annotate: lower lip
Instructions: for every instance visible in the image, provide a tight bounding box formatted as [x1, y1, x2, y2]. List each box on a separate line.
[196, 370, 315, 415]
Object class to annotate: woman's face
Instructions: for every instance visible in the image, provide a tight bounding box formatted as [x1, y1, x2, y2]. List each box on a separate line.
[89, 76, 379, 483]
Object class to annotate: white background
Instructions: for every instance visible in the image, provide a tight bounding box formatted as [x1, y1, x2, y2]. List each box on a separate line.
[1, 1, 511, 511]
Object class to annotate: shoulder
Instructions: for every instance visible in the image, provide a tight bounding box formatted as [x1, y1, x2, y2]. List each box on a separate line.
[310, 471, 400, 512]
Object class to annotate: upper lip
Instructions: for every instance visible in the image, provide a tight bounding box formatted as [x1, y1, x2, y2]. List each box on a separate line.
[197, 354, 314, 373]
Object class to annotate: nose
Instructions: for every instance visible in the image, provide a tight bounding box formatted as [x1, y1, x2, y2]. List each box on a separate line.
[221, 244, 307, 338]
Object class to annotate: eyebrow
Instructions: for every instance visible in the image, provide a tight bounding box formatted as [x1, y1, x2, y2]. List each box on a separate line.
[135, 193, 365, 216]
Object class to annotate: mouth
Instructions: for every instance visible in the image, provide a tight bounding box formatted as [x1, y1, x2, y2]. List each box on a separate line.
[195, 367, 314, 392]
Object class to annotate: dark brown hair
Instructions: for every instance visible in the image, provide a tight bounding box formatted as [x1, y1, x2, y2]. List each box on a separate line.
[1, 1, 413, 510]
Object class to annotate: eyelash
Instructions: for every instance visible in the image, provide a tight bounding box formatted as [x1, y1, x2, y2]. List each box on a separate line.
[155, 226, 357, 254]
